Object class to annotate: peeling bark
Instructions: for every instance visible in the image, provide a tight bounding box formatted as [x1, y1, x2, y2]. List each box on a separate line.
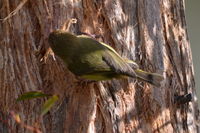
[0, 0, 199, 133]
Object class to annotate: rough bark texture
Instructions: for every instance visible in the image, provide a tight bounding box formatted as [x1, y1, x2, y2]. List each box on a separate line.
[0, 0, 199, 133]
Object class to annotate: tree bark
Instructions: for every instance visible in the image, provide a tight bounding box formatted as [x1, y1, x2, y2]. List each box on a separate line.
[0, 0, 199, 133]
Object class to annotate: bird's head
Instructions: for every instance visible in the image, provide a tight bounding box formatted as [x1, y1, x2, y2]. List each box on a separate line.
[48, 30, 78, 55]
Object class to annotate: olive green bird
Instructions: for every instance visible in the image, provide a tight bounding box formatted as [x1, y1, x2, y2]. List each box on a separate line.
[48, 30, 164, 87]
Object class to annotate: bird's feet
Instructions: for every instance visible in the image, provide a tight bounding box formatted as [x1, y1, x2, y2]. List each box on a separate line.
[74, 77, 97, 86]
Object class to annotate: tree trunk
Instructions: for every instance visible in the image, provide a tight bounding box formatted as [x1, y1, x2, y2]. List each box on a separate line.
[0, 0, 199, 133]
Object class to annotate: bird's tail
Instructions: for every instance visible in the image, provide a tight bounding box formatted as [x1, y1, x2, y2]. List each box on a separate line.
[135, 69, 164, 87]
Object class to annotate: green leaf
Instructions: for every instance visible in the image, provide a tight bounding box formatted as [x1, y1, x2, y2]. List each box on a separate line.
[16, 91, 49, 101]
[41, 95, 59, 116]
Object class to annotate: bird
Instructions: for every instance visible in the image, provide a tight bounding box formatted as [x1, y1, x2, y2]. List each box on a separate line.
[48, 30, 164, 87]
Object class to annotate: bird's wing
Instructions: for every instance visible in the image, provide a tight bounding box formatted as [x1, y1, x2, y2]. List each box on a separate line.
[77, 36, 137, 78]
[124, 58, 139, 69]
[102, 51, 136, 78]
